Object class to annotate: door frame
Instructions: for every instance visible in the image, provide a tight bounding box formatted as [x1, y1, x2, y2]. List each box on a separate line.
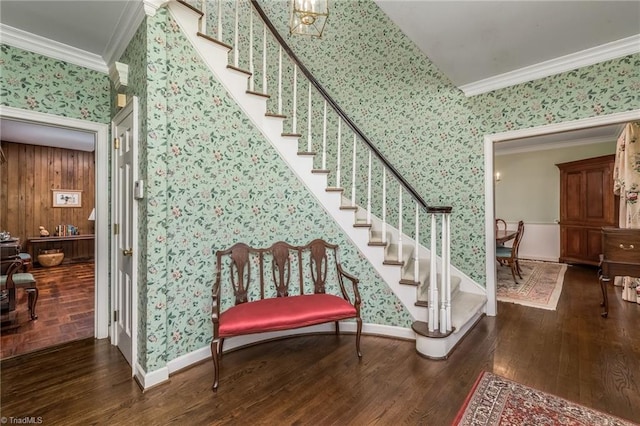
[110, 96, 139, 375]
[484, 108, 640, 316]
[0, 105, 110, 338]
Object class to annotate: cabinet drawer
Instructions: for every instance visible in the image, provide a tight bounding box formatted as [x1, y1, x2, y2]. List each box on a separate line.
[602, 228, 640, 263]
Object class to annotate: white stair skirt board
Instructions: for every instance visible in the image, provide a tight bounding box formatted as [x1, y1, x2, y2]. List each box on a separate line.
[168, 2, 486, 366]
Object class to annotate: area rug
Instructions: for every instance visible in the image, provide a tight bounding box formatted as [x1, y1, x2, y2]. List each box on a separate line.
[497, 259, 567, 310]
[453, 371, 636, 426]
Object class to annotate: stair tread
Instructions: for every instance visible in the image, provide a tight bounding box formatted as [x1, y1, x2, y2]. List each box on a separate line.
[196, 32, 232, 51]
[266, 113, 287, 119]
[451, 292, 486, 331]
[227, 64, 251, 76]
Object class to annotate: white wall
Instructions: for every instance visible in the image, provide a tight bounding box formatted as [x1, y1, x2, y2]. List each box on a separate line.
[495, 141, 615, 261]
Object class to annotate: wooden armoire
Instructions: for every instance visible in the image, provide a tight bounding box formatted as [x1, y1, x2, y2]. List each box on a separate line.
[557, 154, 618, 266]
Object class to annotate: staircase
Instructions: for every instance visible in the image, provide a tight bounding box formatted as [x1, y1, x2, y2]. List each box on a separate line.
[167, 0, 486, 359]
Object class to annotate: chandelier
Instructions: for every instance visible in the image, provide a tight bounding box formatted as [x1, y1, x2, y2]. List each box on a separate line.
[289, 0, 329, 38]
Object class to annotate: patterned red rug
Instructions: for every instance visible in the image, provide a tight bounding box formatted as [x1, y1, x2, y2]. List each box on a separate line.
[453, 372, 636, 425]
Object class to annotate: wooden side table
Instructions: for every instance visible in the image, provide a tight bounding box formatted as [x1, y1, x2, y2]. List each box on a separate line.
[599, 228, 640, 318]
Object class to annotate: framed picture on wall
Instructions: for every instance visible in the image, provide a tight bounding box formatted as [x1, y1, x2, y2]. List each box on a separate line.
[52, 189, 82, 207]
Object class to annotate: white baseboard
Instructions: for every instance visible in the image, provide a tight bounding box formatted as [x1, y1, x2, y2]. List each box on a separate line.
[139, 322, 415, 389]
[135, 363, 169, 390]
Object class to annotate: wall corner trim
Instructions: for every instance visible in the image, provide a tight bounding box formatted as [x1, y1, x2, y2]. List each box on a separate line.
[109, 62, 129, 90]
[143, 0, 171, 17]
[135, 364, 169, 390]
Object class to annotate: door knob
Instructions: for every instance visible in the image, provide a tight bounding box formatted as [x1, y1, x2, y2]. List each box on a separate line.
[122, 248, 133, 256]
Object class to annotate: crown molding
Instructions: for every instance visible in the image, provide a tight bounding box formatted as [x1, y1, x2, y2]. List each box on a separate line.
[109, 62, 129, 91]
[494, 132, 621, 156]
[143, 0, 171, 17]
[103, 0, 146, 66]
[461, 34, 640, 97]
[0, 24, 108, 74]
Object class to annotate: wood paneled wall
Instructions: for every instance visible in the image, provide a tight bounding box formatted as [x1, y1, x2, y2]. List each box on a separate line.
[0, 142, 95, 261]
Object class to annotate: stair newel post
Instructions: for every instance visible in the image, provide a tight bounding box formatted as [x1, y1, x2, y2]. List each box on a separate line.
[429, 212, 438, 332]
[382, 168, 387, 243]
[351, 135, 357, 207]
[322, 100, 327, 170]
[444, 212, 452, 331]
[233, 0, 239, 68]
[248, 8, 254, 92]
[439, 212, 447, 333]
[398, 189, 403, 263]
[217, 0, 222, 40]
[307, 82, 313, 152]
[277, 46, 283, 114]
[335, 119, 341, 188]
[292, 65, 297, 134]
[414, 204, 419, 284]
[366, 151, 372, 224]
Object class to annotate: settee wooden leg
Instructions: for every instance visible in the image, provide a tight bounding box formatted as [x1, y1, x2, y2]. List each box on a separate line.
[356, 317, 362, 358]
[334, 321, 340, 335]
[211, 339, 220, 391]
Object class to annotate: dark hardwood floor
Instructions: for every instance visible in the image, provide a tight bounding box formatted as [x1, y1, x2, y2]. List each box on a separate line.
[1, 264, 638, 425]
[0, 262, 94, 359]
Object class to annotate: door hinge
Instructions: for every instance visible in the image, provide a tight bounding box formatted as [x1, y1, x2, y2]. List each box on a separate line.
[113, 224, 119, 235]
[114, 137, 120, 150]
[113, 310, 119, 322]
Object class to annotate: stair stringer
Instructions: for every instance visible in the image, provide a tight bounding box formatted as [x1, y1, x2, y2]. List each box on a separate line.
[168, 3, 486, 352]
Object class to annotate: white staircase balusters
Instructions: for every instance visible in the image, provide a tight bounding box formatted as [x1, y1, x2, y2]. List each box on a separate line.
[248, 9, 254, 92]
[217, 0, 222, 40]
[366, 151, 372, 224]
[170, 0, 484, 360]
[382, 169, 387, 244]
[397, 189, 403, 263]
[443, 212, 452, 332]
[429, 213, 438, 332]
[199, 0, 207, 34]
[414, 204, 419, 284]
[233, 1, 239, 68]
[307, 82, 312, 152]
[335, 119, 341, 188]
[351, 135, 356, 207]
[322, 101, 327, 170]
[292, 65, 298, 134]
[262, 24, 267, 93]
[277, 46, 283, 115]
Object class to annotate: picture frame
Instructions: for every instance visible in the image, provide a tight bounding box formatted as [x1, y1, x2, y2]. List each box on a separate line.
[52, 189, 82, 207]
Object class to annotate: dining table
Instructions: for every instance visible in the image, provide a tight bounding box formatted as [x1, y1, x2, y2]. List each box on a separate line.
[496, 229, 518, 245]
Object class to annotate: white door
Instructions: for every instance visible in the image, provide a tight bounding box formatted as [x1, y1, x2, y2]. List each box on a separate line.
[112, 97, 138, 371]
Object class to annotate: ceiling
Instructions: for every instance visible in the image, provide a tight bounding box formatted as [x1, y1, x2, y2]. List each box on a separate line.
[0, 0, 638, 152]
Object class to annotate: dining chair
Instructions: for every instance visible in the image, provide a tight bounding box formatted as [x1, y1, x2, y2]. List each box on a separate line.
[495, 218, 507, 247]
[496, 221, 525, 282]
[0, 258, 38, 320]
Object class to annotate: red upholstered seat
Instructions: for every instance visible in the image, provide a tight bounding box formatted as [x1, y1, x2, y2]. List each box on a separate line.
[219, 293, 357, 337]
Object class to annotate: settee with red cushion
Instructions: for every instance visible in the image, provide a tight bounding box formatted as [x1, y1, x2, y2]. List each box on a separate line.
[211, 239, 362, 391]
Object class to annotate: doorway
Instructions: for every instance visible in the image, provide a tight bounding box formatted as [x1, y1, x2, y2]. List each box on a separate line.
[483, 109, 640, 316]
[0, 106, 110, 339]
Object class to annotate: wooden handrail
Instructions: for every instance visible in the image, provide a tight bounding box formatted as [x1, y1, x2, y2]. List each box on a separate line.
[250, 0, 450, 213]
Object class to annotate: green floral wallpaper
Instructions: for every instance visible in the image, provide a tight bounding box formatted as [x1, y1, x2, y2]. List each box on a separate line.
[3, 0, 639, 375]
[119, 9, 412, 371]
[256, 0, 640, 283]
[472, 55, 640, 129]
[0, 44, 110, 123]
